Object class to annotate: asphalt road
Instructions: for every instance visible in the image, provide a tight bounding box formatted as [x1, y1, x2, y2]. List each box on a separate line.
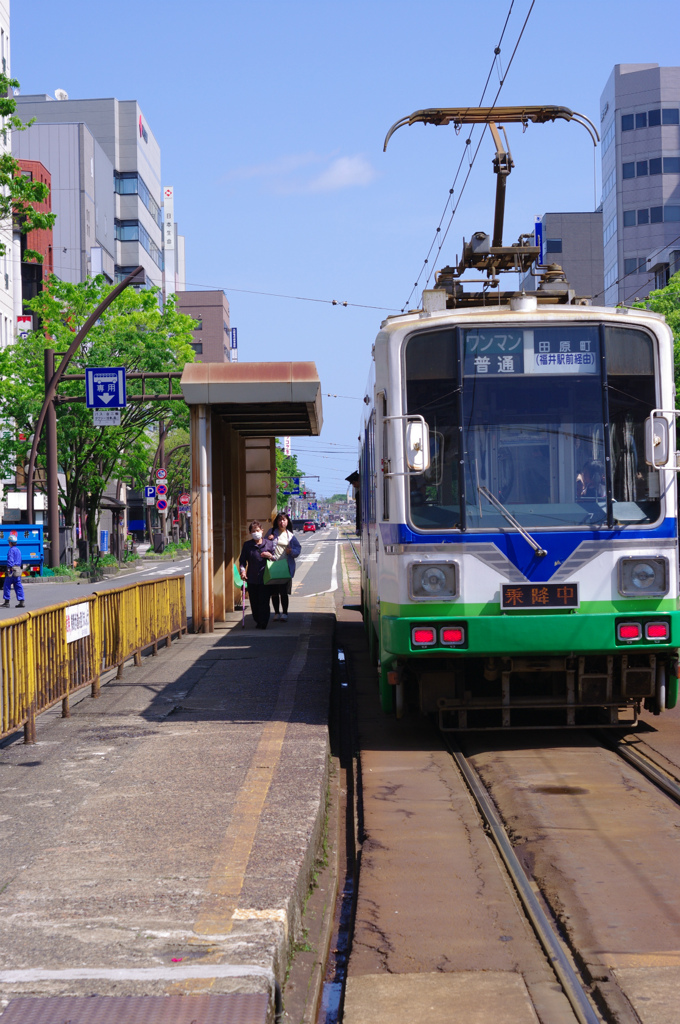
[0, 556, 192, 618]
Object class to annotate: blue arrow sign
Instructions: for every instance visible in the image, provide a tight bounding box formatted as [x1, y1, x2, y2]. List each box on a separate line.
[86, 367, 127, 409]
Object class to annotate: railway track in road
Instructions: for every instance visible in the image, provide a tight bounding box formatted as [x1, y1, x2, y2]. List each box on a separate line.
[318, 605, 680, 1024]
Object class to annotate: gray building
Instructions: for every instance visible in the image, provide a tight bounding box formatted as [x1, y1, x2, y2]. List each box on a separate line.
[176, 290, 231, 363]
[523, 211, 604, 300]
[13, 121, 115, 283]
[13, 94, 164, 288]
[600, 64, 680, 305]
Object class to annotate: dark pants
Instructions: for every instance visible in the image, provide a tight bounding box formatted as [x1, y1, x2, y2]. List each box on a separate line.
[270, 582, 291, 614]
[247, 582, 270, 628]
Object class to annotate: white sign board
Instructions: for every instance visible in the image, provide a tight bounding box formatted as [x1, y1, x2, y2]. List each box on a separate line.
[93, 409, 121, 426]
[66, 602, 91, 643]
[146, 497, 155, 506]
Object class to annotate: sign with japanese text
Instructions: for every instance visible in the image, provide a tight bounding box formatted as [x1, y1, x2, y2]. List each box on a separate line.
[501, 583, 579, 610]
[531, 335, 598, 374]
[163, 186, 174, 250]
[464, 330, 524, 376]
[65, 602, 91, 643]
[93, 409, 121, 426]
[16, 315, 33, 339]
[86, 367, 126, 408]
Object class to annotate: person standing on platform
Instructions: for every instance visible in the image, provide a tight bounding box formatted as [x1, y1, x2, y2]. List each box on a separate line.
[2, 532, 25, 609]
[267, 511, 301, 622]
[239, 521, 274, 629]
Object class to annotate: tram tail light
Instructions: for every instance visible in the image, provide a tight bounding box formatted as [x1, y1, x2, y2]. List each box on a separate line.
[646, 621, 670, 641]
[617, 622, 642, 642]
[412, 626, 436, 647]
[440, 626, 465, 646]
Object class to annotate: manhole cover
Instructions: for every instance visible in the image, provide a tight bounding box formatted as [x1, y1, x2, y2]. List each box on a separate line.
[0, 993, 269, 1023]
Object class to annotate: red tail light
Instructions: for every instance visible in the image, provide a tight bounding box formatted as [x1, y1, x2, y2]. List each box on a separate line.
[617, 622, 642, 642]
[412, 626, 436, 646]
[441, 626, 465, 645]
[646, 621, 670, 641]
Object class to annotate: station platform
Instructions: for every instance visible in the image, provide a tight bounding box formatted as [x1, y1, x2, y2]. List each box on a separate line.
[0, 589, 336, 1022]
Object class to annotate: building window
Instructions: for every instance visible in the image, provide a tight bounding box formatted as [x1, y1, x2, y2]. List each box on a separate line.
[194, 318, 203, 330]
[649, 109, 661, 127]
[114, 171, 163, 229]
[603, 216, 617, 244]
[636, 112, 647, 129]
[662, 108, 680, 125]
[604, 262, 618, 290]
[191, 342, 203, 355]
[621, 114, 634, 131]
[115, 219, 139, 242]
[622, 162, 635, 179]
[624, 258, 646, 276]
[546, 238, 562, 253]
[665, 205, 680, 222]
[602, 121, 615, 153]
[650, 207, 663, 224]
[663, 156, 680, 174]
[601, 168, 615, 202]
[114, 265, 139, 284]
[649, 158, 662, 175]
[637, 209, 649, 225]
[623, 210, 636, 227]
[636, 160, 648, 176]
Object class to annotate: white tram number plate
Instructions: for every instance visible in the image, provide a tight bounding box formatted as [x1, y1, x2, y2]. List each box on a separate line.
[501, 583, 579, 610]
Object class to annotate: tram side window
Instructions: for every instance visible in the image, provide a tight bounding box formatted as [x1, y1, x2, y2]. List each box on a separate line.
[605, 326, 660, 523]
[405, 330, 461, 529]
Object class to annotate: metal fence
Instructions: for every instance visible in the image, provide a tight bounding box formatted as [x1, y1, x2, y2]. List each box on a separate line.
[0, 574, 187, 744]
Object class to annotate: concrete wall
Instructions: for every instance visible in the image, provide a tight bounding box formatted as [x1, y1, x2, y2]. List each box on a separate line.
[176, 290, 231, 363]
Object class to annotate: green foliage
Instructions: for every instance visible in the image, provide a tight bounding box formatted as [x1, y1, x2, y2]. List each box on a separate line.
[0, 276, 195, 547]
[327, 493, 348, 503]
[275, 443, 303, 509]
[633, 271, 680, 396]
[49, 565, 80, 579]
[0, 74, 57, 262]
[163, 540, 191, 556]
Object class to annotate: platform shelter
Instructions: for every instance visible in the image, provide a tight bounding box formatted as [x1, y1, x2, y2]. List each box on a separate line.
[180, 361, 322, 632]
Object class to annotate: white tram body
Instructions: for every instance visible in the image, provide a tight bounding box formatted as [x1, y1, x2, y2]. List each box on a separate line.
[358, 297, 679, 728]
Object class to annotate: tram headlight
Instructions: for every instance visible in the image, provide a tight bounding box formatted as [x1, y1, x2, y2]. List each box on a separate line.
[618, 557, 669, 597]
[410, 561, 457, 599]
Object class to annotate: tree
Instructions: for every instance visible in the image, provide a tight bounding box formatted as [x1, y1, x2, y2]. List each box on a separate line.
[633, 271, 680, 390]
[275, 444, 303, 509]
[328, 493, 348, 503]
[0, 276, 195, 550]
[0, 73, 56, 263]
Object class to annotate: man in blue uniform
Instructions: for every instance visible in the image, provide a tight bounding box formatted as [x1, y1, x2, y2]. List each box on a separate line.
[2, 532, 25, 608]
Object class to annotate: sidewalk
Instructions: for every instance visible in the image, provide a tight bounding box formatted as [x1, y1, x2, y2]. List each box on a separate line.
[0, 590, 336, 1019]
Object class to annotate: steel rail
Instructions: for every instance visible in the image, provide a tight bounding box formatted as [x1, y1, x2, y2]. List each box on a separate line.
[348, 540, 361, 565]
[446, 740, 600, 1024]
[599, 734, 680, 805]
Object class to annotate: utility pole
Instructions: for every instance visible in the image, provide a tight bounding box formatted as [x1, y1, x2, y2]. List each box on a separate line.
[159, 417, 166, 541]
[44, 349, 61, 568]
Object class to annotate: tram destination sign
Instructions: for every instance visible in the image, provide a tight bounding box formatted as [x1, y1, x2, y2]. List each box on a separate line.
[501, 583, 579, 610]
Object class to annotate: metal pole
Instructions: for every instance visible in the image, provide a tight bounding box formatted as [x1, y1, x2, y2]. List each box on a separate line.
[159, 417, 166, 541]
[198, 404, 211, 634]
[44, 349, 61, 567]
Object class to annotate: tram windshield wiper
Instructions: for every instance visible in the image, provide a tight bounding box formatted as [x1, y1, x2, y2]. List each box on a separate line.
[477, 485, 547, 557]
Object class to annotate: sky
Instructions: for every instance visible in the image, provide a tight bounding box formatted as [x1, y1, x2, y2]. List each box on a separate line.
[11, 0, 680, 499]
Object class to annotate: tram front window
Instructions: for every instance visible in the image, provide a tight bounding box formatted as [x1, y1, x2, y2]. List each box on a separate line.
[405, 324, 660, 531]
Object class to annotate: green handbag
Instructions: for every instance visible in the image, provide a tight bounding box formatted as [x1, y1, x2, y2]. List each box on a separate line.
[264, 557, 292, 585]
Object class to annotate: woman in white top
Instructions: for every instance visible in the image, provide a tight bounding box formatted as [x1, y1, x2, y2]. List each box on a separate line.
[267, 511, 302, 621]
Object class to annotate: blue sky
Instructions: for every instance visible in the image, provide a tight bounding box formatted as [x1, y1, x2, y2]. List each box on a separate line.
[12, 1, 680, 498]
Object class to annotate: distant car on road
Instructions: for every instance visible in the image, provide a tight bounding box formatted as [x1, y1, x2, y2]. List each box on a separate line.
[319, 521, 327, 528]
[303, 521, 316, 533]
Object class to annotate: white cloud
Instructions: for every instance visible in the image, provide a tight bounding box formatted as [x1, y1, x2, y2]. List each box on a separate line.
[226, 152, 323, 181]
[305, 155, 378, 193]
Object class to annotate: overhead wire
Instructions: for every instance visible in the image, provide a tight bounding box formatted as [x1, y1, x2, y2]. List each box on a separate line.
[590, 229, 680, 304]
[400, 0, 536, 312]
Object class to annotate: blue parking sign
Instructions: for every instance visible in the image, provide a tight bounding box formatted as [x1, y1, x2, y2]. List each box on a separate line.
[86, 367, 127, 409]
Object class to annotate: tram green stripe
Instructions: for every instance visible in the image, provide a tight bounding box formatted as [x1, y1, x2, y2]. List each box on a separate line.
[380, 609, 680, 657]
[380, 598, 678, 618]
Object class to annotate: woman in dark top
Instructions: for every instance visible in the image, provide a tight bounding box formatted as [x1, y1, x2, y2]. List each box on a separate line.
[239, 520, 274, 629]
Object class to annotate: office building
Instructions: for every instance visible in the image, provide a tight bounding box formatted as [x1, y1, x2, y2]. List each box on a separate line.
[523, 211, 604, 300]
[16, 158, 54, 314]
[14, 94, 164, 288]
[176, 290, 231, 362]
[600, 64, 680, 305]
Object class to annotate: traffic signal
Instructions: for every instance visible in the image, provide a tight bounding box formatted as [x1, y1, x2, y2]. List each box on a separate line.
[302, 490, 307, 497]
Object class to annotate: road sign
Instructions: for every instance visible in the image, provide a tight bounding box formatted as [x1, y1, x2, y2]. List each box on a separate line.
[156, 468, 168, 480]
[308, 502, 318, 510]
[86, 367, 126, 409]
[156, 483, 168, 496]
[93, 409, 121, 426]
[144, 486, 156, 499]
[156, 498, 168, 512]
[146, 497, 155, 506]
[179, 493, 190, 506]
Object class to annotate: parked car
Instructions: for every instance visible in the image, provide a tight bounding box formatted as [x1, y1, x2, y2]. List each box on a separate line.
[303, 521, 316, 533]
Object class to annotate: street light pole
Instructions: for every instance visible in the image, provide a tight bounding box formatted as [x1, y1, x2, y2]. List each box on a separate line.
[24, 266, 145, 537]
[44, 348, 60, 568]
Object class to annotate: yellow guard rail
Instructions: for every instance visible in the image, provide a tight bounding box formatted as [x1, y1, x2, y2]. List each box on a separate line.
[0, 574, 186, 743]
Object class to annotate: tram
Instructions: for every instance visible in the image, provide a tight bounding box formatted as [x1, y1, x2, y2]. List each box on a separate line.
[357, 107, 679, 728]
